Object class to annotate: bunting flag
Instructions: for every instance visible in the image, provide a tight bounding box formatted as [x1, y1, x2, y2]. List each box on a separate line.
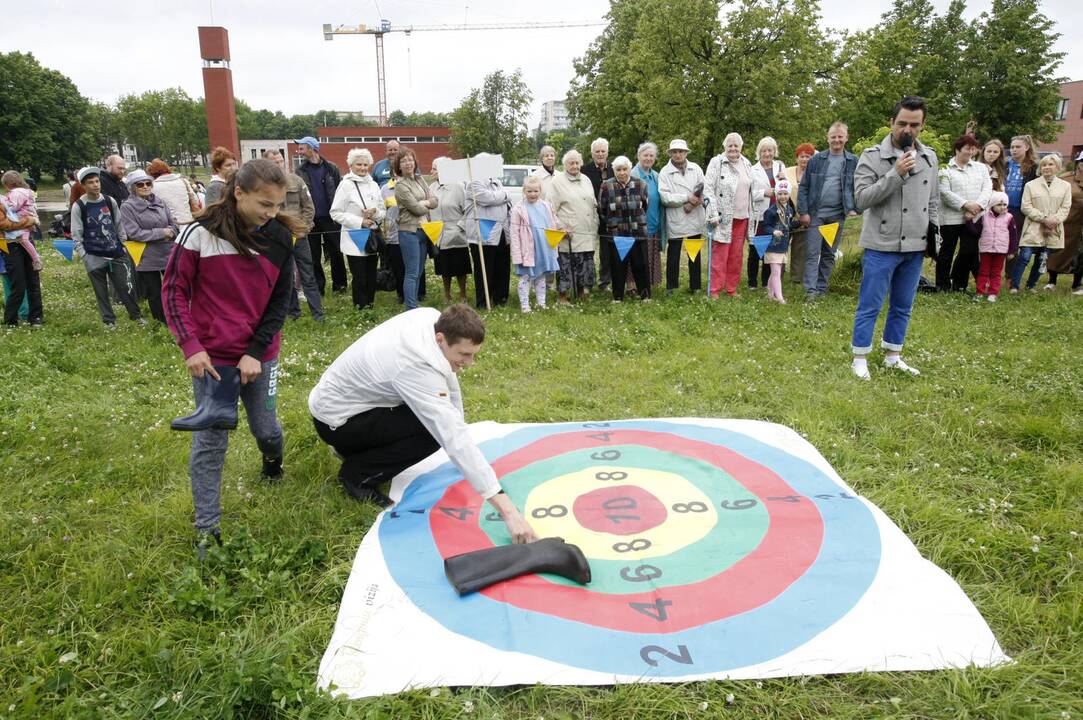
[421, 221, 444, 245]
[613, 235, 635, 261]
[124, 241, 146, 267]
[0, 239, 8, 253]
[478, 218, 498, 243]
[751, 235, 773, 258]
[291, 235, 298, 246]
[52, 239, 75, 261]
[347, 228, 372, 253]
[819, 222, 840, 247]
[683, 237, 704, 262]
[544, 229, 566, 249]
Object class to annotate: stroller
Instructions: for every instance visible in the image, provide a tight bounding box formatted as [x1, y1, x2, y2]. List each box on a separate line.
[48, 212, 71, 240]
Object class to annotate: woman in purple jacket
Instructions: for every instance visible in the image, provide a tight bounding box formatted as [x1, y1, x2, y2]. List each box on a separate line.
[120, 170, 178, 322]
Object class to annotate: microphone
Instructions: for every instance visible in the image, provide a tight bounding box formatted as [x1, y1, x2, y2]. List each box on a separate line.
[899, 134, 917, 176]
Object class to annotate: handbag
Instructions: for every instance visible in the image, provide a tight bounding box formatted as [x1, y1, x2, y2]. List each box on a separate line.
[352, 180, 385, 254]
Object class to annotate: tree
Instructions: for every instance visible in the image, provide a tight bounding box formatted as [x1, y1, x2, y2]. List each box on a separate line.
[568, 0, 838, 164]
[959, 0, 1066, 143]
[449, 69, 534, 159]
[115, 88, 205, 166]
[389, 110, 452, 127]
[0, 51, 99, 178]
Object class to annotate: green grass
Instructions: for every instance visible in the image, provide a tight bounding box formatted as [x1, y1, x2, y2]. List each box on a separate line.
[1, 222, 1081, 719]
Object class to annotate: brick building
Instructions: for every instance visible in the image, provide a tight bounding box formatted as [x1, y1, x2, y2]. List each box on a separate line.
[1039, 80, 1083, 162]
[286, 126, 455, 172]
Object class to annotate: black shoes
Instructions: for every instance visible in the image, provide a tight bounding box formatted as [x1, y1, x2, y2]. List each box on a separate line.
[261, 455, 283, 482]
[339, 471, 393, 508]
[171, 366, 241, 432]
[194, 528, 222, 561]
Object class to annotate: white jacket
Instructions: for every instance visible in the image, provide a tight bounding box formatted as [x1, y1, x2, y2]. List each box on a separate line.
[152, 173, 197, 225]
[749, 159, 786, 220]
[547, 171, 598, 253]
[330, 172, 386, 257]
[705, 154, 763, 243]
[532, 166, 558, 199]
[658, 160, 706, 239]
[938, 158, 993, 226]
[308, 308, 501, 499]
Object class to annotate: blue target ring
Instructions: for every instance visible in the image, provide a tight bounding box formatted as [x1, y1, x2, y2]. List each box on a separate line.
[379, 420, 881, 676]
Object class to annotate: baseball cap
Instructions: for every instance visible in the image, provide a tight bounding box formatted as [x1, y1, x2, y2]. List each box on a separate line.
[294, 136, 320, 151]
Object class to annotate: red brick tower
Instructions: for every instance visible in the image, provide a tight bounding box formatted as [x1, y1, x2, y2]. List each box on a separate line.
[198, 27, 240, 160]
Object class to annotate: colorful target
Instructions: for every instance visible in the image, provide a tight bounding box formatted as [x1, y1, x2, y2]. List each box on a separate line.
[378, 419, 881, 676]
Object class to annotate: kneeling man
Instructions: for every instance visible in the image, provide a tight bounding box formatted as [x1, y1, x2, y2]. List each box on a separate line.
[309, 304, 537, 543]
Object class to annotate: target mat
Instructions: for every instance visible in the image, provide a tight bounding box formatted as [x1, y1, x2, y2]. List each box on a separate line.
[318, 419, 1009, 697]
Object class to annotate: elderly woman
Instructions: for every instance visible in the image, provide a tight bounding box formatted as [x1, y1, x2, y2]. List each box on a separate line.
[748, 137, 787, 289]
[632, 141, 664, 287]
[1045, 151, 1083, 292]
[203, 146, 237, 207]
[547, 149, 598, 301]
[329, 148, 385, 310]
[1012, 153, 1072, 292]
[394, 148, 438, 311]
[119, 169, 178, 322]
[147, 158, 200, 225]
[463, 156, 512, 308]
[705, 132, 762, 298]
[532, 145, 559, 198]
[599, 155, 650, 301]
[937, 133, 992, 292]
[430, 158, 471, 303]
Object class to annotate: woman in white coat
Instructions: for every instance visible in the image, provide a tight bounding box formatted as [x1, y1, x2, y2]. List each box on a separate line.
[748, 137, 786, 289]
[705, 133, 763, 298]
[330, 148, 386, 309]
[547, 149, 598, 301]
[1015, 153, 1072, 292]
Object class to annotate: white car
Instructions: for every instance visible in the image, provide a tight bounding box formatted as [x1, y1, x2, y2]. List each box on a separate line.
[500, 164, 539, 206]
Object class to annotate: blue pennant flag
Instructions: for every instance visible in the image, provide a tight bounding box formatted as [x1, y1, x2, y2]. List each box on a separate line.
[52, 239, 75, 261]
[478, 218, 498, 244]
[347, 228, 371, 252]
[751, 234, 772, 258]
[614, 235, 635, 261]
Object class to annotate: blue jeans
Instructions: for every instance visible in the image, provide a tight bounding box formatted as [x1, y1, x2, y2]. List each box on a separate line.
[802, 215, 846, 295]
[399, 230, 426, 310]
[1007, 246, 1046, 290]
[851, 249, 924, 355]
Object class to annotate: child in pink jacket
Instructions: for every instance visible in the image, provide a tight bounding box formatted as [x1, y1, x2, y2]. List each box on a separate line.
[509, 176, 560, 312]
[969, 190, 1019, 302]
[2, 172, 43, 271]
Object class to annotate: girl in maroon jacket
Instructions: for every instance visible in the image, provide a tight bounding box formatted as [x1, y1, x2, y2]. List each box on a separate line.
[163, 159, 301, 554]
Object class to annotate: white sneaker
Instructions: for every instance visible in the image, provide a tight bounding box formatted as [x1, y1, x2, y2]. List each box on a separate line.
[1042, 284, 1055, 291]
[1074, 287, 1083, 296]
[1010, 288, 1019, 294]
[884, 357, 920, 375]
[851, 360, 870, 380]
[987, 294, 997, 303]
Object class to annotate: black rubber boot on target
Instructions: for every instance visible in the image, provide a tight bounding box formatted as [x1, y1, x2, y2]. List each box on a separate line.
[171, 366, 240, 432]
[444, 537, 592, 595]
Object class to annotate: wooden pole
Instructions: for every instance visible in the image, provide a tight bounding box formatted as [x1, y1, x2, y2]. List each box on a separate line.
[466, 158, 493, 311]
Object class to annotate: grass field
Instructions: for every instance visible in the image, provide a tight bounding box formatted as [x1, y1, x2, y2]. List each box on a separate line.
[1, 222, 1081, 719]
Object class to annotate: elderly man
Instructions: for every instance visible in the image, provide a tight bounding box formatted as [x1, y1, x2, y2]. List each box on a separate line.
[850, 96, 938, 379]
[659, 139, 706, 293]
[309, 304, 538, 544]
[797, 122, 860, 300]
[264, 149, 323, 322]
[373, 139, 400, 188]
[581, 138, 614, 291]
[295, 136, 346, 296]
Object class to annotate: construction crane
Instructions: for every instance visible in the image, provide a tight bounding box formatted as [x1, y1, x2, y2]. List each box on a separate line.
[321, 19, 604, 125]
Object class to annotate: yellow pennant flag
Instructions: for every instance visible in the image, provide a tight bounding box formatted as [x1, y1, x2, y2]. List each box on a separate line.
[0, 239, 8, 253]
[819, 222, 840, 247]
[124, 241, 147, 267]
[291, 234, 298, 246]
[544, 229, 566, 249]
[420, 221, 444, 244]
[683, 237, 704, 262]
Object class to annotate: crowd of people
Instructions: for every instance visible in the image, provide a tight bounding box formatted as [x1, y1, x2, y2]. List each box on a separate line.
[2, 94, 1082, 550]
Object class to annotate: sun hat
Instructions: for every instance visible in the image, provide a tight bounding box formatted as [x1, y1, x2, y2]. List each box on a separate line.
[124, 169, 154, 188]
[668, 139, 689, 152]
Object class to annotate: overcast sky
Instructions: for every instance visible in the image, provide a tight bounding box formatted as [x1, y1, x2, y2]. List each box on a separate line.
[6, 0, 1081, 130]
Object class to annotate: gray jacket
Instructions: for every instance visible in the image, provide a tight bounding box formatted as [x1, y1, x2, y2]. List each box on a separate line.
[854, 134, 939, 253]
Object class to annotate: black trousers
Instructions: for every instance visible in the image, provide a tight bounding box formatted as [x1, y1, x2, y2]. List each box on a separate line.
[470, 236, 511, 307]
[312, 405, 439, 493]
[746, 243, 771, 288]
[597, 221, 612, 289]
[609, 241, 650, 300]
[308, 216, 347, 294]
[137, 270, 165, 323]
[2, 245, 43, 325]
[936, 224, 979, 291]
[346, 254, 378, 309]
[666, 236, 702, 291]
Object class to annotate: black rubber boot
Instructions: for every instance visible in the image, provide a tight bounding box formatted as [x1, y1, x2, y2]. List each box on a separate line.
[444, 537, 592, 595]
[260, 455, 283, 482]
[171, 366, 241, 432]
[339, 471, 393, 508]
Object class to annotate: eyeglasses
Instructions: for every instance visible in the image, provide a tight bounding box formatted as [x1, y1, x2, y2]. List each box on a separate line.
[133, 181, 152, 188]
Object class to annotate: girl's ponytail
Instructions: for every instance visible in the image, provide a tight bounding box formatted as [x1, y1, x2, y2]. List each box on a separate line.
[196, 159, 307, 255]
